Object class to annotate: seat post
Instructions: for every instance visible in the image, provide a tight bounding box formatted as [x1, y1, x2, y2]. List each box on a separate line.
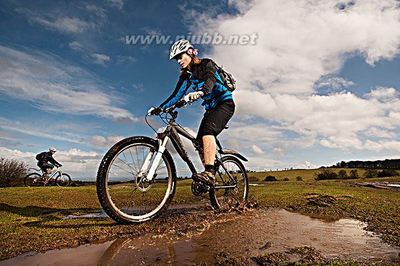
[215, 138, 223, 152]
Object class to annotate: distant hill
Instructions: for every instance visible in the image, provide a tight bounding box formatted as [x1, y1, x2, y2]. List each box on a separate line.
[334, 159, 400, 169]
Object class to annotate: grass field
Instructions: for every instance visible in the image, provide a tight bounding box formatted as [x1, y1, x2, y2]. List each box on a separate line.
[0, 168, 399, 260]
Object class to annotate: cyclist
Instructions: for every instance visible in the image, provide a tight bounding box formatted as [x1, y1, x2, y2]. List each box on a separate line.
[148, 39, 235, 186]
[35, 147, 62, 176]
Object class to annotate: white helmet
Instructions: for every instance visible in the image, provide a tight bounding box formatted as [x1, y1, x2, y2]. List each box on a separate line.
[49, 147, 57, 152]
[169, 39, 193, 60]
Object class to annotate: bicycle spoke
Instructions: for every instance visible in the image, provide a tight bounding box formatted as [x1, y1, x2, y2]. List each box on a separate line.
[121, 151, 137, 173]
[128, 148, 138, 171]
[115, 157, 137, 175]
[100, 141, 174, 223]
[210, 157, 248, 210]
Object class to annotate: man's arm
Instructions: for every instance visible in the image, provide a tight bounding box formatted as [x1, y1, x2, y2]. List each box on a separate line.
[48, 156, 62, 167]
[201, 60, 217, 95]
[159, 73, 190, 109]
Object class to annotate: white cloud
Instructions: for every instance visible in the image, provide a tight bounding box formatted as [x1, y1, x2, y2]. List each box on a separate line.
[0, 117, 86, 144]
[69, 41, 83, 51]
[15, 7, 100, 35]
[90, 135, 124, 147]
[84, 4, 107, 18]
[0, 46, 136, 122]
[117, 55, 136, 64]
[251, 144, 264, 154]
[33, 16, 93, 33]
[186, 0, 400, 154]
[365, 127, 396, 139]
[315, 76, 354, 91]
[91, 53, 111, 66]
[365, 87, 399, 102]
[107, 0, 124, 10]
[363, 140, 400, 152]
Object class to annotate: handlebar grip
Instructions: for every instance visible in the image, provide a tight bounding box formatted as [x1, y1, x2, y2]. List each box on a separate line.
[175, 99, 186, 108]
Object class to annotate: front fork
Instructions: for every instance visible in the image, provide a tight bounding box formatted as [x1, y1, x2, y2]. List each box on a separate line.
[141, 136, 169, 182]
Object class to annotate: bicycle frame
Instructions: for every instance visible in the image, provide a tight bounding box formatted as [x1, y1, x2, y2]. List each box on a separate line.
[145, 118, 199, 182]
[32, 167, 62, 184]
[145, 107, 247, 190]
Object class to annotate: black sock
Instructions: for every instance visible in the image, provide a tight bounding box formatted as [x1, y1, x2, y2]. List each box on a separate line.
[205, 164, 215, 174]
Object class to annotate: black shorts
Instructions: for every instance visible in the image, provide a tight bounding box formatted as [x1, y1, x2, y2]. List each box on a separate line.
[38, 162, 54, 172]
[197, 100, 235, 140]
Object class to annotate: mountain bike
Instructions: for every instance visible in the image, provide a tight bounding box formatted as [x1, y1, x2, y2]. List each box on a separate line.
[96, 99, 249, 224]
[24, 167, 72, 187]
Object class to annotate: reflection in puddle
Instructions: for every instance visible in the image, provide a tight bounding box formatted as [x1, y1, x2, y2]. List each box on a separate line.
[1, 209, 399, 265]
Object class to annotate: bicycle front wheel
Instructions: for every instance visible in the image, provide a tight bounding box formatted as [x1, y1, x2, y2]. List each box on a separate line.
[209, 155, 249, 210]
[55, 173, 71, 186]
[96, 136, 177, 223]
[24, 173, 44, 187]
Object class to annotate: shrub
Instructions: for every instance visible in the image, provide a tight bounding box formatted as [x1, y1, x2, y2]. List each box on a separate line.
[296, 176, 303, 181]
[348, 169, 359, 179]
[364, 169, 378, 178]
[337, 169, 348, 179]
[248, 176, 259, 182]
[315, 169, 338, 180]
[264, 175, 277, 182]
[377, 169, 398, 177]
[0, 157, 28, 187]
[282, 177, 290, 181]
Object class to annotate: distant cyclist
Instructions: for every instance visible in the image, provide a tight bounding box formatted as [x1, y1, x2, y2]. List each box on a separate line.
[148, 39, 235, 186]
[35, 148, 62, 176]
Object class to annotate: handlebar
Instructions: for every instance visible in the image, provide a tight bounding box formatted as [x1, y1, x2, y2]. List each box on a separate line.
[162, 99, 187, 113]
[145, 99, 190, 133]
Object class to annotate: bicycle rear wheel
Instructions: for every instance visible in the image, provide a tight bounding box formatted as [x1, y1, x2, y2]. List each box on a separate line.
[96, 136, 177, 223]
[55, 173, 71, 186]
[209, 155, 249, 210]
[24, 173, 44, 187]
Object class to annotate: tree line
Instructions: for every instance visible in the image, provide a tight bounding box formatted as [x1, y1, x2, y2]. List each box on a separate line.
[334, 159, 400, 169]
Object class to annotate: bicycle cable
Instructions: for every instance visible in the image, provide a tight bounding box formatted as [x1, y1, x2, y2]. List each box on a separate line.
[144, 114, 158, 134]
[145, 113, 173, 134]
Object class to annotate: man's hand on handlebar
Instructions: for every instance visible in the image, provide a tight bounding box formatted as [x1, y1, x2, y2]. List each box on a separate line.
[148, 91, 204, 116]
[147, 107, 162, 116]
[184, 91, 204, 103]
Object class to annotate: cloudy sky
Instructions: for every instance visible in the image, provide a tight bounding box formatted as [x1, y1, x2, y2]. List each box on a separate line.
[1, 0, 400, 179]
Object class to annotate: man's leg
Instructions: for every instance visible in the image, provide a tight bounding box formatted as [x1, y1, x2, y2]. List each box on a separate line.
[194, 135, 217, 186]
[202, 135, 216, 167]
[195, 101, 235, 186]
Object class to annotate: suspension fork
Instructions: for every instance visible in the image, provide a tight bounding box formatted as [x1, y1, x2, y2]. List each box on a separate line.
[145, 136, 170, 182]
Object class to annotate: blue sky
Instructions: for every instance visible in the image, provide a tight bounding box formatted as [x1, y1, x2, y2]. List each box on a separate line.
[1, 0, 400, 179]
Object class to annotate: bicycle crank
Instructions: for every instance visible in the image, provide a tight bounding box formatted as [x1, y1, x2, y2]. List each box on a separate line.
[191, 180, 210, 196]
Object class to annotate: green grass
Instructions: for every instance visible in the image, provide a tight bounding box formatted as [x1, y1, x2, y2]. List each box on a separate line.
[0, 170, 399, 260]
[247, 168, 369, 182]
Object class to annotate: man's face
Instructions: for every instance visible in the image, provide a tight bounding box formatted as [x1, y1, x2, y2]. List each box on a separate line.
[176, 53, 192, 69]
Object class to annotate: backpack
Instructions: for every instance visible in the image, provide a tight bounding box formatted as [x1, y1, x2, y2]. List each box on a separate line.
[35, 152, 46, 161]
[216, 65, 237, 92]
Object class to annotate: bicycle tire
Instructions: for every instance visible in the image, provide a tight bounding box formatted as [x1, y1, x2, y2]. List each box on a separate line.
[55, 173, 71, 186]
[24, 173, 43, 187]
[96, 136, 177, 224]
[209, 155, 249, 210]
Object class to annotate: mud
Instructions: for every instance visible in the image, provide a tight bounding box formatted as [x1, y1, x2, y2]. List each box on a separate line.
[2, 208, 399, 265]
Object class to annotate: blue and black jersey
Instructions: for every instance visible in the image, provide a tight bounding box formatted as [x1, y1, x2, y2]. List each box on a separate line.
[159, 59, 233, 110]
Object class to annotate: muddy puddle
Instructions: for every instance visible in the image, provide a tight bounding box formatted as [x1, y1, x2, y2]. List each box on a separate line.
[1, 209, 399, 265]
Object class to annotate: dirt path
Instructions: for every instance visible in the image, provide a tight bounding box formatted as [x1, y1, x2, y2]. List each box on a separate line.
[2, 207, 399, 265]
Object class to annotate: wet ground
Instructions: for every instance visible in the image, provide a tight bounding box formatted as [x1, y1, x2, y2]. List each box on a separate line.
[356, 181, 400, 190]
[1, 208, 399, 265]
